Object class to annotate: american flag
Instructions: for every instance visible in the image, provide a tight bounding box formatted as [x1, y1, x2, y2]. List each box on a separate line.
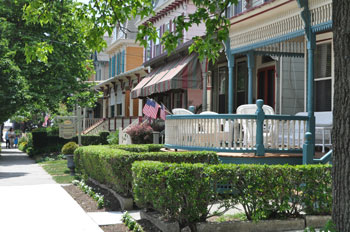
[160, 104, 166, 120]
[143, 99, 160, 119]
[42, 114, 50, 127]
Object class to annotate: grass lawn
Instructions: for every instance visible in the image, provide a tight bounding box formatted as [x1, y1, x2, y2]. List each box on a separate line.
[40, 159, 75, 184]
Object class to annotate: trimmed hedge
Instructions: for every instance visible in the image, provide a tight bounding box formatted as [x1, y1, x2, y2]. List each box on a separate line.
[29, 130, 109, 157]
[74, 145, 219, 197]
[110, 144, 164, 152]
[132, 162, 332, 228]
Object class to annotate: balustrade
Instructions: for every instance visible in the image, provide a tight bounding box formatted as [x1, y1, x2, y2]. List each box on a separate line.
[165, 102, 309, 155]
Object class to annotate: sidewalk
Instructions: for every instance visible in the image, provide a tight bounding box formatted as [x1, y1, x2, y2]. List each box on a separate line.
[0, 143, 103, 232]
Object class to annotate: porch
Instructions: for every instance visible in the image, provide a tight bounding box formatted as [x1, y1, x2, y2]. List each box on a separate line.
[165, 100, 332, 164]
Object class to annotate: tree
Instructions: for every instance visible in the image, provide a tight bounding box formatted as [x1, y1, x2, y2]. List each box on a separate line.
[26, 0, 238, 63]
[0, 35, 26, 123]
[0, 0, 99, 124]
[332, 0, 350, 231]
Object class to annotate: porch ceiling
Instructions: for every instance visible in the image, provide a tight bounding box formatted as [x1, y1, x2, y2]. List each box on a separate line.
[229, 0, 332, 55]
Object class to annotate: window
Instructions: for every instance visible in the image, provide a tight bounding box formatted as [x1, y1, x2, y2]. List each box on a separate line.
[117, 104, 123, 116]
[110, 105, 115, 118]
[234, 0, 243, 15]
[314, 43, 332, 111]
[174, 92, 182, 108]
[146, 37, 151, 60]
[155, 28, 161, 56]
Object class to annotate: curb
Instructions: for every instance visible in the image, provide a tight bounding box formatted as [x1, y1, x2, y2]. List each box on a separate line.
[140, 210, 331, 232]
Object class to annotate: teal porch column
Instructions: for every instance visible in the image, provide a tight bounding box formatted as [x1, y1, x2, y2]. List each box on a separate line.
[247, 52, 254, 104]
[256, 99, 265, 156]
[298, 0, 315, 163]
[225, 39, 235, 114]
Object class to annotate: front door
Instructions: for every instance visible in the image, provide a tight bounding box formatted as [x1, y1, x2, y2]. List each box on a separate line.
[257, 66, 275, 108]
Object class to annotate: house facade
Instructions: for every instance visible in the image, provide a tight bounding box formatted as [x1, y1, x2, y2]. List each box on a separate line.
[164, 0, 333, 164]
[83, 20, 149, 133]
[131, 0, 207, 112]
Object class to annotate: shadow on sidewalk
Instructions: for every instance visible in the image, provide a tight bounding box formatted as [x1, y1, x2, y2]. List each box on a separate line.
[0, 172, 29, 179]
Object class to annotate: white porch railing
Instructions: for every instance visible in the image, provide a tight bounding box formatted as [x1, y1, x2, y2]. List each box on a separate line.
[84, 118, 103, 131]
[165, 102, 309, 155]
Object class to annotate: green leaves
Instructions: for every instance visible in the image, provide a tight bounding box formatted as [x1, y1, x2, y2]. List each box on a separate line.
[24, 42, 53, 64]
[132, 163, 332, 226]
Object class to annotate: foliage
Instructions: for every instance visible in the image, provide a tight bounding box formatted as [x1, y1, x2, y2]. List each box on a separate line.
[98, 131, 110, 143]
[61, 142, 79, 155]
[126, 123, 153, 144]
[25, 0, 239, 63]
[46, 126, 59, 136]
[304, 220, 337, 232]
[132, 162, 332, 228]
[31, 130, 48, 149]
[110, 144, 163, 153]
[122, 212, 144, 232]
[216, 213, 247, 222]
[107, 130, 119, 145]
[0, 0, 99, 123]
[0, 35, 25, 124]
[72, 180, 105, 209]
[74, 145, 218, 197]
[18, 142, 28, 152]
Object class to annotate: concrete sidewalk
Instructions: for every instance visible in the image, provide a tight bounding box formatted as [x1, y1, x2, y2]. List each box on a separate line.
[0, 144, 103, 232]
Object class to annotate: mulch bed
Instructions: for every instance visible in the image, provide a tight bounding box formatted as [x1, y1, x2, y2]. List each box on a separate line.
[100, 219, 161, 232]
[63, 181, 121, 212]
[63, 183, 161, 232]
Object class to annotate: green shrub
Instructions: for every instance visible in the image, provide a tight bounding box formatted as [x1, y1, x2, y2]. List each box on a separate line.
[62, 142, 79, 155]
[98, 131, 110, 143]
[18, 142, 28, 151]
[132, 161, 213, 228]
[18, 136, 28, 144]
[110, 144, 163, 153]
[74, 145, 218, 197]
[107, 130, 119, 145]
[31, 129, 48, 149]
[46, 126, 59, 136]
[132, 162, 332, 228]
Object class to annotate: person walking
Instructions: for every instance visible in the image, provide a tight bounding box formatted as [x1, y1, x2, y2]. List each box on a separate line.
[8, 128, 16, 148]
[5, 130, 10, 149]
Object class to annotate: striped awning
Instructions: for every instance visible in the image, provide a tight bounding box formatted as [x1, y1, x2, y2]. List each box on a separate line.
[131, 68, 160, 98]
[135, 53, 201, 98]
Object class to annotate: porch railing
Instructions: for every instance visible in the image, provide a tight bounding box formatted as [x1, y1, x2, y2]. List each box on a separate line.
[107, 116, 141, 131]
[84, 118, 103, 131]
[165, 100, 309, 156]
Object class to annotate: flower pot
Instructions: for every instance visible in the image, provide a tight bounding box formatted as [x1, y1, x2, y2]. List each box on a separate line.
[65, 154, 75, 176]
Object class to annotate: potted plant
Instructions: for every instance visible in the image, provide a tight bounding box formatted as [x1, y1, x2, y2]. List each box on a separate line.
[61, 141, 79, 176]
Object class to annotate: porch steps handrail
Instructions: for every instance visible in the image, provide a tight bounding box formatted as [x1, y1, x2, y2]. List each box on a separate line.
[82, 118, 106, 135]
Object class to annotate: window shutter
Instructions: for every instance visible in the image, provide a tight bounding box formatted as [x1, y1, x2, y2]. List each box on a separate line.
[122, 50, 125, 73]
[109, 58, 111, 78]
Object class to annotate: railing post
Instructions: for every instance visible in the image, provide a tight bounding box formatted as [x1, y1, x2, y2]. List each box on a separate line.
[108, 118, 110, 131]
[114, 117, 117, 131]
[256, 99, 265, 156]
[303, 132, 314, 164]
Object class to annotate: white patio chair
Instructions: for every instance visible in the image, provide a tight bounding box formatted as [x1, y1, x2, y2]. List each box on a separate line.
[236, 104, 275, 147]
[172, 108, 194, 115]
[295, 111, 332, 152]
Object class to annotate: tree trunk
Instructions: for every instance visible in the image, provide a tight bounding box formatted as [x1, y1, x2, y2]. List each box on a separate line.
[332, 0, 350, 231]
